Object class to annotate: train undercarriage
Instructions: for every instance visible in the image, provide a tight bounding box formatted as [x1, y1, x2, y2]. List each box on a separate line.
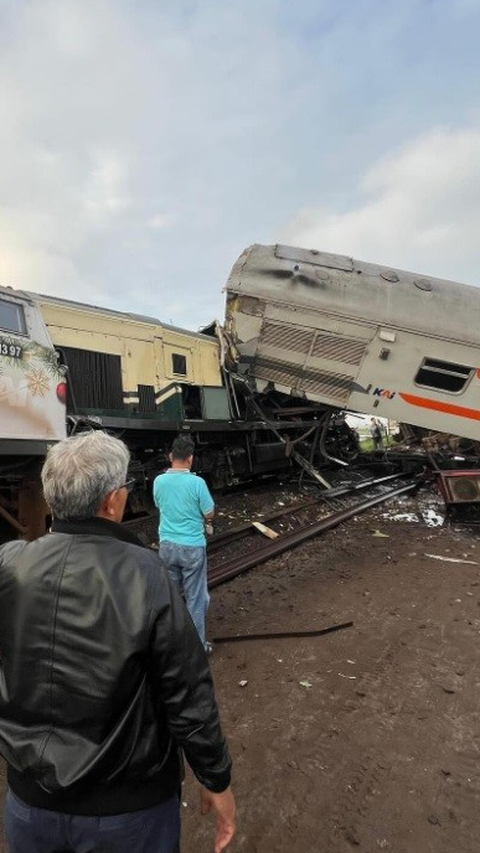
[2, 384, 479, 545]
[0, 394, 364, 544]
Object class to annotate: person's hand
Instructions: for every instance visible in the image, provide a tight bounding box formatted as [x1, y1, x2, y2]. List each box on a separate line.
[200, 785, 236, 853]
[205, 522, 214, 536]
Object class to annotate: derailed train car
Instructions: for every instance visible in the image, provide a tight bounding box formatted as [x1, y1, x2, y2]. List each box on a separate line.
[223, 243, 480, 516]
[223, 244, 480, 447]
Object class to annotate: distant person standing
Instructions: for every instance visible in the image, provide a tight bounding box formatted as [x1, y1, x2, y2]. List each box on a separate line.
[370, 417, 384, 449]
[154, 436, 215, 654]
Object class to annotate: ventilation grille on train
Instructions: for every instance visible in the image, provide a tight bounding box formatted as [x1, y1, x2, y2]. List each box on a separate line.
[253, 356, 352, 402]
[61, 346, 124, 411]
[261, 321, 367, 365]
[262, 323, 313, 355]
[312, 333, 366, 365]
[138, 384, 156, 413]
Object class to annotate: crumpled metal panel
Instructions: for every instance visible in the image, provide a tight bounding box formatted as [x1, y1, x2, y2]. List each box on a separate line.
[253, 356, 351, 403]
[300, 372, 352, 401]
[274, 244, 354, 272]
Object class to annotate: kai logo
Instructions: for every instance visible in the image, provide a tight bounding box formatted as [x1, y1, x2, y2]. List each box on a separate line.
[373, 387, 396, 400]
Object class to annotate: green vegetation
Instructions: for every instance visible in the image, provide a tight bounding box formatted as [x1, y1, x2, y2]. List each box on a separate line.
[359, 434, 397, 452]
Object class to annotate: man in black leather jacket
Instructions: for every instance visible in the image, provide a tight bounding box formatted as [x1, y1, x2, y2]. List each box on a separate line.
[0, 431, 235, 853]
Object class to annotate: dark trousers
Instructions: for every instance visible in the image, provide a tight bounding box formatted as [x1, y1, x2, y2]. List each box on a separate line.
[4, 788, 180, 853]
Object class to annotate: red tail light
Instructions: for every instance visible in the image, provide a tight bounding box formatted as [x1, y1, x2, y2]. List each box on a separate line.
[56, 382, 67, 405]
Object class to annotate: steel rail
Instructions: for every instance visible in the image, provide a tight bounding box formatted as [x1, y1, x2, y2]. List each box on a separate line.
[212, 621, 354, 644]
[208, 479, 418, 588]
[207, 471, 404, 552]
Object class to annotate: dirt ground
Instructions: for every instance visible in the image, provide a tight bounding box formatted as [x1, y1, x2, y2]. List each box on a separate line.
[2, 486, 480, 852]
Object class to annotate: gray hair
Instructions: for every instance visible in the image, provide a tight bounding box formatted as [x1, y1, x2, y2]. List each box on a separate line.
[41, 431, 130, 520]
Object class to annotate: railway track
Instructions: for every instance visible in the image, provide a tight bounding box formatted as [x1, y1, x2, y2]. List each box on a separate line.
[123, 470, 421, 587]
[207, 475, 419, 588]
[207, 471, 404, 555]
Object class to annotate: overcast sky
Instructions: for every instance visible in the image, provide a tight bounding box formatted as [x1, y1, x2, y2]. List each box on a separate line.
[1, 0, 479, 329]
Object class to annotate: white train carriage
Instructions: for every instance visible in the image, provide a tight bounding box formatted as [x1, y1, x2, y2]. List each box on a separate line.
[223, 244, 480, 444]
[0, 286, 67, 540]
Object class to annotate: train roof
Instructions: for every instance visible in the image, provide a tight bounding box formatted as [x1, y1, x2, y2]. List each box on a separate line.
[0, 284, 215, 342]
[225, 244, 480, 347]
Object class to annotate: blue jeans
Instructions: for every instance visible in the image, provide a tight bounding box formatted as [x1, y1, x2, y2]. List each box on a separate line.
[4, 788, 180, 853]
[159, 542, 210, 646]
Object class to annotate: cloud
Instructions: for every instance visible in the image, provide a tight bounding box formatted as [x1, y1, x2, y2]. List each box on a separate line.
[82, 151, 130, 224]
[279, 127, 480, 286]
[147, 214, 177, 231]
[1, 1, 480, 327]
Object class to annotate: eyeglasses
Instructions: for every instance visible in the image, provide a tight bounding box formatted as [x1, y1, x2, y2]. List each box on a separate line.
[118, 478, 136, 494]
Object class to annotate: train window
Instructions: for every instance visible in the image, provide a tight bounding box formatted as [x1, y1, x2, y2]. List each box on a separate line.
[0, 298, 26, 335]
[415, 357, 473, 393]
[172, 353, 187, 375]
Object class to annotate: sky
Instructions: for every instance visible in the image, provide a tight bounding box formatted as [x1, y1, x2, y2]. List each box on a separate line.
[1, 0, 480, 330]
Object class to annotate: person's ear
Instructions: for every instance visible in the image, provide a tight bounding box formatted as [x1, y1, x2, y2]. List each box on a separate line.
[99, 490, 117, 517]
[98, 488, 128, 522]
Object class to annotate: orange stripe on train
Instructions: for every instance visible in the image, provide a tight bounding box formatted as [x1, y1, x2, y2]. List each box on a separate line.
[399, 393, 480, 422]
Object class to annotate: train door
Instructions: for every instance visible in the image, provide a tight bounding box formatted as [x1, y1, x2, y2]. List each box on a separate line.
[153, 338, 190, 420]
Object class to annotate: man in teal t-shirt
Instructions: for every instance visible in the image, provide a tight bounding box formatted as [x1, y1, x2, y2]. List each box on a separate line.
[153, 435, 215, 653]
